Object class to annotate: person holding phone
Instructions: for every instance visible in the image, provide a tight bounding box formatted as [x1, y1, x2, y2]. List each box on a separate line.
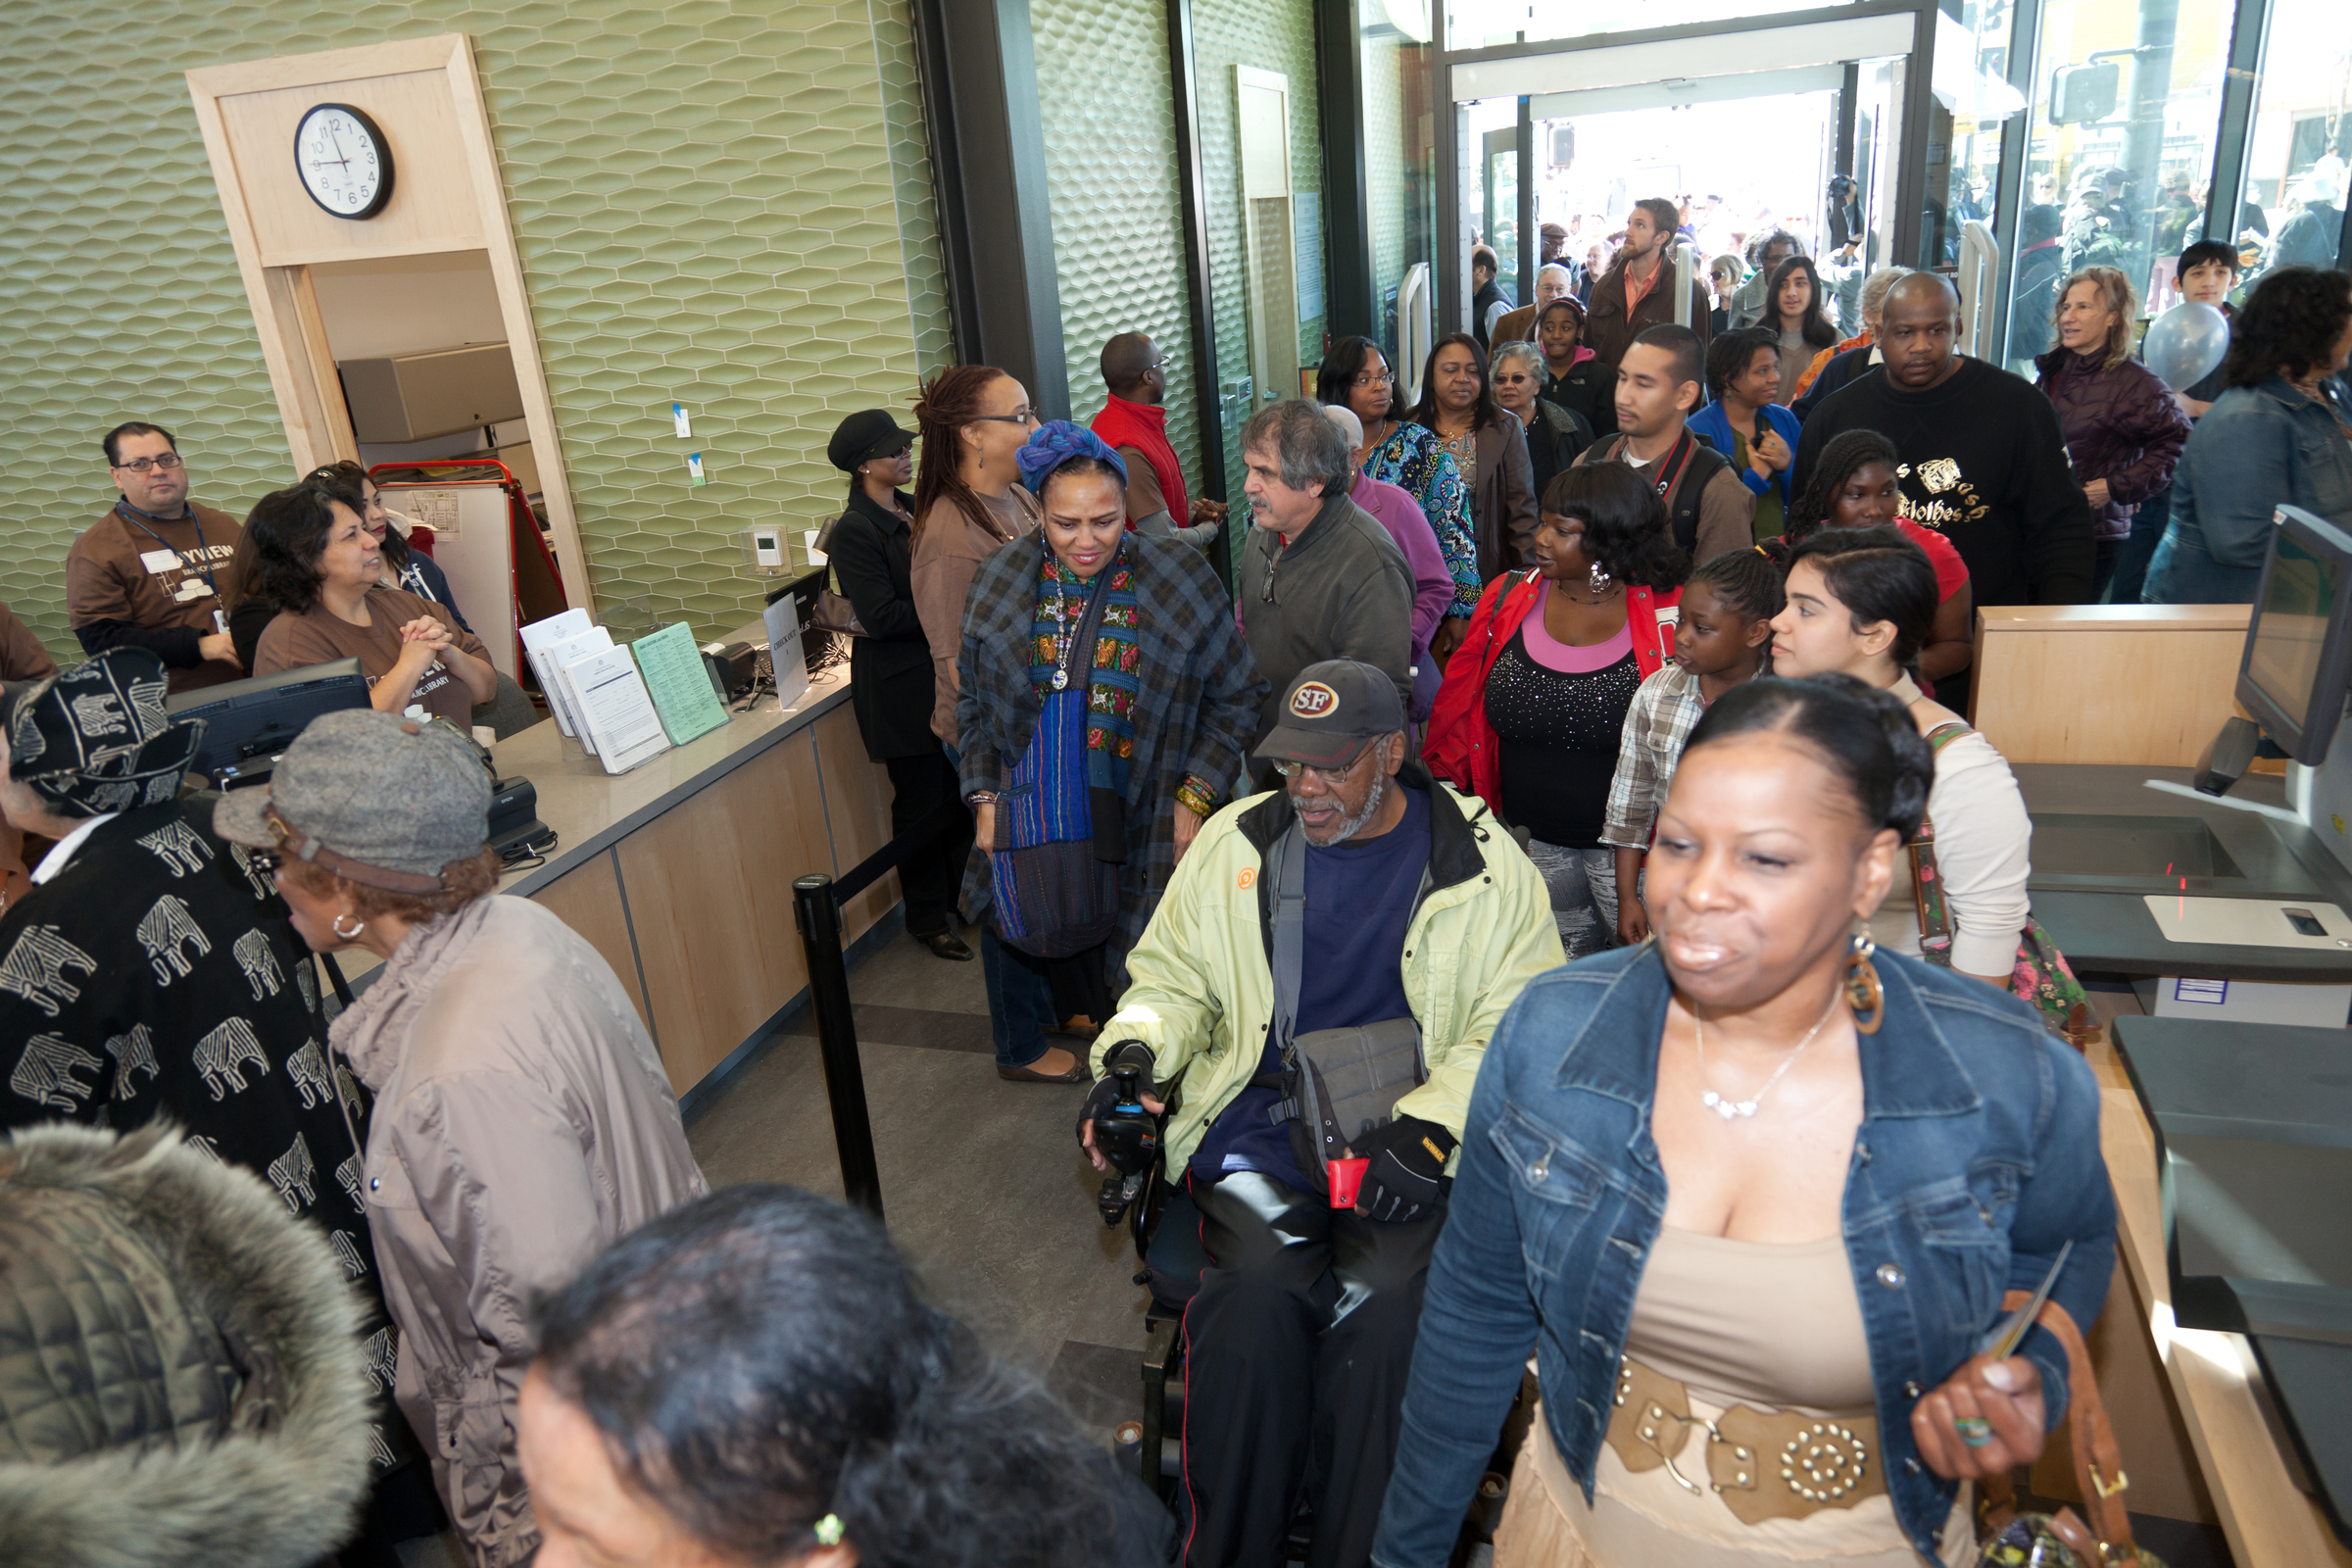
[1374, 674, 2116, 1568]
[1690, 327, 1801, 541]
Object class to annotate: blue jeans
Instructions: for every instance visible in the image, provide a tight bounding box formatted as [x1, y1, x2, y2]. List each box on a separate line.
[2109, 484, 2170, 603]
[979, 928, 1058, 1068]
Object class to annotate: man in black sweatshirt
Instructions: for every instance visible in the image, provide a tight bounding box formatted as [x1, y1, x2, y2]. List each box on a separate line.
[1791, 273, 2095, 610]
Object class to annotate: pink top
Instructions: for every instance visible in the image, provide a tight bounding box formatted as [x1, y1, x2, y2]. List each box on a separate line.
[1519, 580, 1636, 673]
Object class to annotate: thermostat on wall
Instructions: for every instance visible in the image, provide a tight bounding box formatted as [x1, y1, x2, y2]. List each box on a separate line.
[746, 526, 789, 575]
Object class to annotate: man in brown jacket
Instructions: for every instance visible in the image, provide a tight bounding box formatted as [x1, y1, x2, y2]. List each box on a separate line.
[66, 420, 247, 692]
[1581, 198, 1714, 433]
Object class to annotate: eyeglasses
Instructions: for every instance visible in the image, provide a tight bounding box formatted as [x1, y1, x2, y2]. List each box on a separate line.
[1272, 746, 1372, 784]
[971, 409, 1039, 426]
[1351, 372, 1395, 389]
[113, 453, 183, 473]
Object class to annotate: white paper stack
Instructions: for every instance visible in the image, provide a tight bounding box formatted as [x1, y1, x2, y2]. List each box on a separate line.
[519, 610, 594, 737]
[517, 610, 674, 774]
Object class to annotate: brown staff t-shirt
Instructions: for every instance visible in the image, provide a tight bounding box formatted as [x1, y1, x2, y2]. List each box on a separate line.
[252, 586, 490, 728]
[0, 600, 58, 682]
[65, 501, 247, 691]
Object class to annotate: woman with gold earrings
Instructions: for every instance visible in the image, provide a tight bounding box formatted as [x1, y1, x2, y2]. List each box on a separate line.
[1373, 673, 2117, 1568]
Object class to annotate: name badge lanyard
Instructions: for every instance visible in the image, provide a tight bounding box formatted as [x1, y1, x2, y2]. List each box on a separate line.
[117, 502, 224, 630]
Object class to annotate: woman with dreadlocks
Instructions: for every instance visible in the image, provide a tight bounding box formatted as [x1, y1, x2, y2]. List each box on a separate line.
[1774, 429, 1974, 701]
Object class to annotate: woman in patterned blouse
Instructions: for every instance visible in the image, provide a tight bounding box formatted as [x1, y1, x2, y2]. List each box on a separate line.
[953, 423, 1265, 1070]
[1317, 336, 1480, 659]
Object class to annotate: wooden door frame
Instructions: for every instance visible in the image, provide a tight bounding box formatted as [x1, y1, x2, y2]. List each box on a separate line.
[184, 34, 594, 614]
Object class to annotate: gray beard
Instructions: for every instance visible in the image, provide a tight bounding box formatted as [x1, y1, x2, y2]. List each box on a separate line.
[1310, 768, 1388, 846]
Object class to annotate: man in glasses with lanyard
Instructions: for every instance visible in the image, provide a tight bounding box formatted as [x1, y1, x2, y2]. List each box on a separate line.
[67, 420, 248, 691]
[1573, 323, 1754, 565]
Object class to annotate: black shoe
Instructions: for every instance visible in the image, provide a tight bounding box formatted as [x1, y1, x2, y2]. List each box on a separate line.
[920, 930, 974, 961]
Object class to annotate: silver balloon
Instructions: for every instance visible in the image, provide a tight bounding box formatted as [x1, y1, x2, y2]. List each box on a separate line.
[2142, 302, 2230, 391]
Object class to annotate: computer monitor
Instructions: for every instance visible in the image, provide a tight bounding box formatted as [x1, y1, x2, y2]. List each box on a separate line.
[2236, 505, 2352, 765]
[166, 658, 370, 789]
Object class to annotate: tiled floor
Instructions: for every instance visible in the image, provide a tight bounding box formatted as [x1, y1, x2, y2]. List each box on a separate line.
[685, 915, 1157, 1428]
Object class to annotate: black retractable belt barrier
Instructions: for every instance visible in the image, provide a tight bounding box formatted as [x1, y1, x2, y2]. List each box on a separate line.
[789, 798, 962, 1220]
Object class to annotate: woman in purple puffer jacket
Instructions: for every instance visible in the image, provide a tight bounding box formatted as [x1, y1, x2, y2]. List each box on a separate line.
[2037, 266, 2192, 600]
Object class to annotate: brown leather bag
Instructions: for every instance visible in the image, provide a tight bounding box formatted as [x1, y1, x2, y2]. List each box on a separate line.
[1976, 1296, 2163, 1567]
[807, 514, 867, 637]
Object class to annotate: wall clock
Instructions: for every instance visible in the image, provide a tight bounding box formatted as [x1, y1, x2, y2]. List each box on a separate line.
[293, 103, 394, 220]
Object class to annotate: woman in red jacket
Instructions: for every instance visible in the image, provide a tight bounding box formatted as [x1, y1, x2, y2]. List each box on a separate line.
[1427, 464, 1686, 957]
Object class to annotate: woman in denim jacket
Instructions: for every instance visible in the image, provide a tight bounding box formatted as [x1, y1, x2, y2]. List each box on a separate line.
[2146, 267, 2352, 604]
[1373, 677, 2115, 1568]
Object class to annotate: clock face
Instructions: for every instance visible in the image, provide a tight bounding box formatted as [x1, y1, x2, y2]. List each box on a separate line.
[294, 103, 394, 220]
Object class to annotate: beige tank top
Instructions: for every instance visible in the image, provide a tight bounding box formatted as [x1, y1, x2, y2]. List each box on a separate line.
[1624, 1226, 1876, 1413]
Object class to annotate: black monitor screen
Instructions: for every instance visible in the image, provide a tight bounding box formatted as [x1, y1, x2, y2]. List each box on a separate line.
[2246, 531, 2341, 739]
[168, 659, 370, 788]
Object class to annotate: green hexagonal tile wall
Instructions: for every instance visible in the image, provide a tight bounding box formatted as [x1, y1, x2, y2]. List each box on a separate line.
[1031, 0, 1201, 487]
[0, 1, 956, 661]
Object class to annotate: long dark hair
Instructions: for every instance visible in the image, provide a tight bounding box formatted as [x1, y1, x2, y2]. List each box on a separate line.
[1787, 429, 1903, 544]
[1684, 673, 1935, 839]
[1314, 335, 1395, 420]
[305, 460, 411, 567]
[534, 1186, 1139, 1568]
[1541, 463, 1689, 591]
[2223, 267, 2352, 388]
[237, 476, 365, 614]
[910, 366, 1009, 543]
[1784, 525, 1937, 669]
[1404, 332, 1507, 433]
[1766, 255, 1839, 349]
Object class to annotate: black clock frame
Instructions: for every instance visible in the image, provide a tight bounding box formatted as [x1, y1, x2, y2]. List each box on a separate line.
[293, 102, 395, 220]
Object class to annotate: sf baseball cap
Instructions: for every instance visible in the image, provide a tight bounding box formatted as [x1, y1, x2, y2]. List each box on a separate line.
[1252, 659, 1405, 769]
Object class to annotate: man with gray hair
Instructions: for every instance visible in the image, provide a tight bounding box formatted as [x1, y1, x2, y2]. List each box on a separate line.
[1790, 265, 1910, 421]
[1486, 261, 1575, 348]
[1235, 400, 1412, 763]
[1727, 226, 1803, 329]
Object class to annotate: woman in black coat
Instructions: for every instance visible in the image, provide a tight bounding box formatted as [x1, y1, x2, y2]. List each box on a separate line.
[823, 409, 976, 960]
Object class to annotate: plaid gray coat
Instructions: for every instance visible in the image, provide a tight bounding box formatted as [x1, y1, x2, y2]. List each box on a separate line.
[955, 532, 1265, 983]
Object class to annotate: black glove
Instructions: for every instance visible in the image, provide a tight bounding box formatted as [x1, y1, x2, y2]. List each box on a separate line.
[1076, 1039, 1158, 1149]
[1350, 1116, 1457, 1223]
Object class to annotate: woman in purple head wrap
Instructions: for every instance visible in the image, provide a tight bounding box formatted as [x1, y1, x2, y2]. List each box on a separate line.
[951, 421, 1266, 1080]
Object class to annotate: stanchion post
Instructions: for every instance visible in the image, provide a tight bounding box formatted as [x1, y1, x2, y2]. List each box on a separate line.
[792, 873, 884, 1218]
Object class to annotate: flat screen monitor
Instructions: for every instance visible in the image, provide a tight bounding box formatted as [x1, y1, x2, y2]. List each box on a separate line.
[167, 658, 370, 789]
[2236, 505, 2352, 765]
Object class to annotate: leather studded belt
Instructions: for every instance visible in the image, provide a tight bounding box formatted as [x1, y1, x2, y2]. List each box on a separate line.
[1604, 1356, 1887, 1526]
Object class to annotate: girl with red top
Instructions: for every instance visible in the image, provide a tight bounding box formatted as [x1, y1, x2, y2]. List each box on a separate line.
[1427, 465, 1685, 957]
[1780, 429, 1975, 694]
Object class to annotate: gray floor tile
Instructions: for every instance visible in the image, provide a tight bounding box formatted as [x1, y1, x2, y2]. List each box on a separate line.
[683, 931, 1158, 1389]
[1049, 1338, 1148, 1438]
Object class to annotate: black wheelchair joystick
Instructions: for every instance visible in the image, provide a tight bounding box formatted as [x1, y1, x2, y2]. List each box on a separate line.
[1092, 1060, 1159, 1227]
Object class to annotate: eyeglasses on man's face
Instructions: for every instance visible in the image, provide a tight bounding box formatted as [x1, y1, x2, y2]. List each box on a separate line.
[1273, 745, 1374, 784]
[113, 452, 183, 474]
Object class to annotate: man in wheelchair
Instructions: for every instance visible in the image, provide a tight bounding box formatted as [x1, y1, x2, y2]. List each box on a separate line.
[1079, 661, 1562, 1568]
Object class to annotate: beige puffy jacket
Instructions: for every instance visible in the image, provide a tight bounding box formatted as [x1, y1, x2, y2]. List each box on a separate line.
[336, 895, 707, 1568]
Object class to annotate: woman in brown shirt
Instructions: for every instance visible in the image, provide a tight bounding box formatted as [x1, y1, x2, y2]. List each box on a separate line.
[245, 476, 497, 727]
[907, 365, 1043, 750]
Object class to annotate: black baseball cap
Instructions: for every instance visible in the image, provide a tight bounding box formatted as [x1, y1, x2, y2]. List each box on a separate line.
[1252, 660, 1405, 769]
[826, 409, 915, 472]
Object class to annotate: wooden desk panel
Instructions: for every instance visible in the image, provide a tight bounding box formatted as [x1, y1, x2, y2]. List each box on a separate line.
[528, 849, 652, 1036]
[811, 704, 903, 945]
[1972, 605, 2251, 765]
[613, 731, 830, 1093]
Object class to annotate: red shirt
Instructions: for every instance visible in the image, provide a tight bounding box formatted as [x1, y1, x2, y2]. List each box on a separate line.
[1897, 518, 1971, 603]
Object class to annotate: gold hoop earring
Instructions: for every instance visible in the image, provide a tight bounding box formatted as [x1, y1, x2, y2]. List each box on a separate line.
[331, 911, 367, 942]
[1845, 929, 1884, 1034]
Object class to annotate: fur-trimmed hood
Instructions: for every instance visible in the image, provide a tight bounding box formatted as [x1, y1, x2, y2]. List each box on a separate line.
[0, 1121, 374, 1567]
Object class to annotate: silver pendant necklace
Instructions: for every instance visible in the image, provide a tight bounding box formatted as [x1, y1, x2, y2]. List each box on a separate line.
[1050, 577, 1077, 690]
[1691, 990, 1842, 1121]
